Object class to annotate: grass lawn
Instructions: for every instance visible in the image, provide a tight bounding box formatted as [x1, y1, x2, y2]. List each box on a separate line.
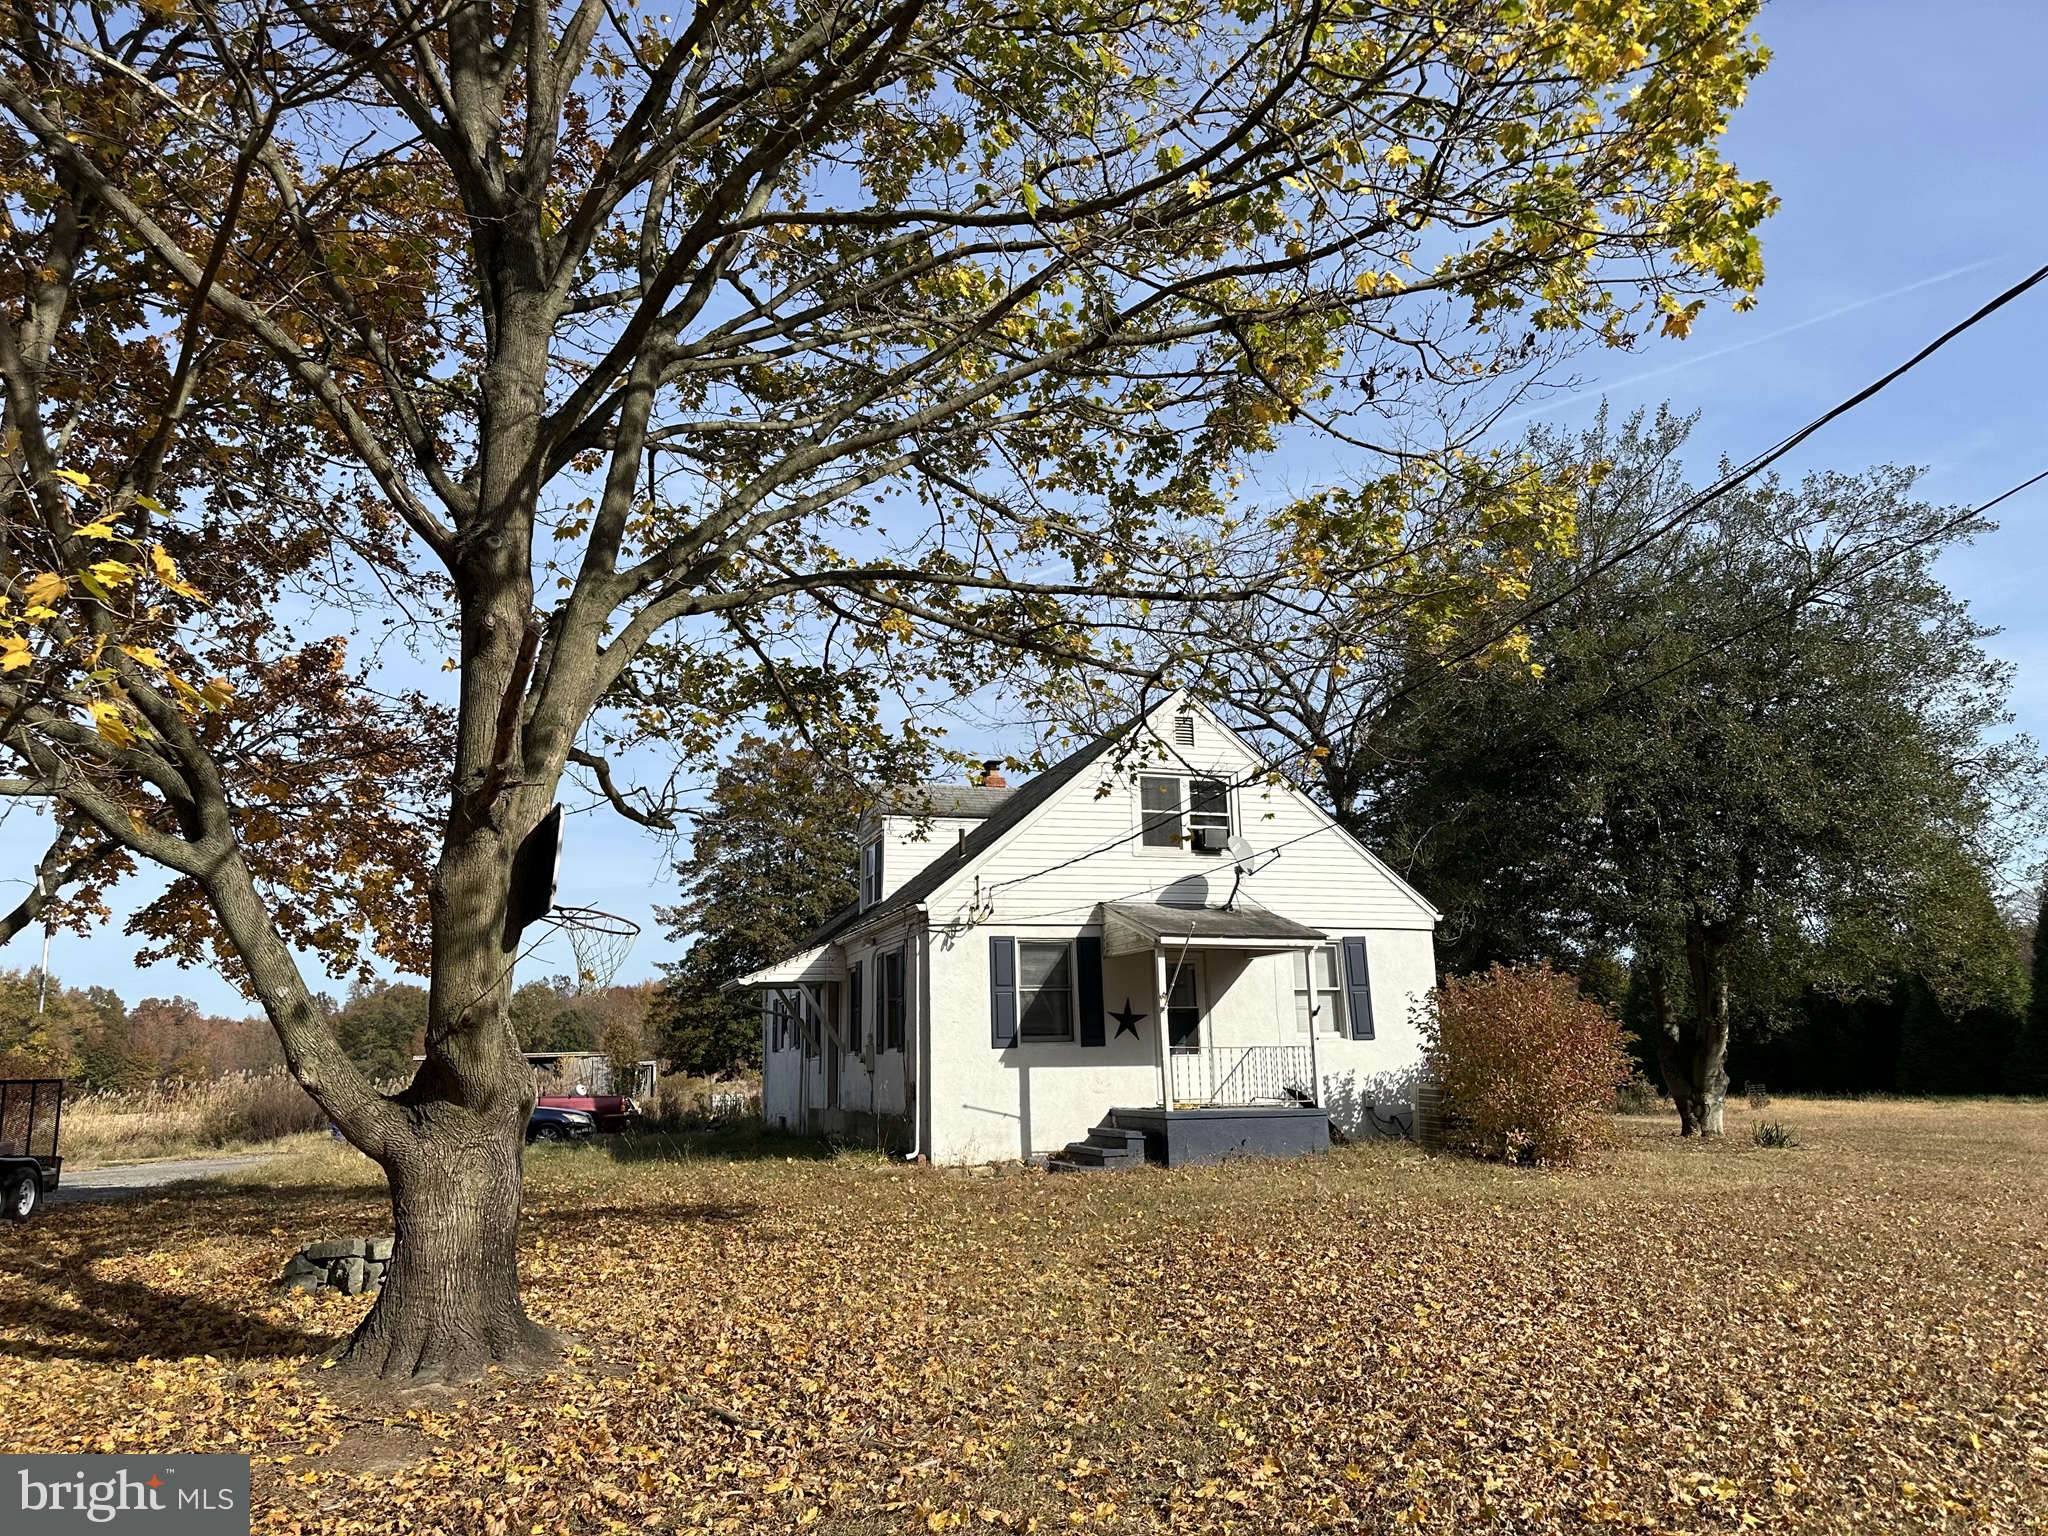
[4, 1098, 2046, 1534]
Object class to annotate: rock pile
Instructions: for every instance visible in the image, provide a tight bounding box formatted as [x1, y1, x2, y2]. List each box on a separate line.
[276, 1237, 394, 1295]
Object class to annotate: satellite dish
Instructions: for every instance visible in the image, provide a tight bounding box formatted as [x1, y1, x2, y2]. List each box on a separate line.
[1221, 834, 1257, 911]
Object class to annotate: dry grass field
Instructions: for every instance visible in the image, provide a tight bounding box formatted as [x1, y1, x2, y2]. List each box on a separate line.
[4, 1098, 2046, 1534]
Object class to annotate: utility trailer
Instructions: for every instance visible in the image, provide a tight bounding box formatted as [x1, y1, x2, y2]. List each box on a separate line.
[0, 1078, 63, 1221]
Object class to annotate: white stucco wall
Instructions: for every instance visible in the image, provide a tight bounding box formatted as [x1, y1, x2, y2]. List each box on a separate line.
[925, 920, 1160, 1164]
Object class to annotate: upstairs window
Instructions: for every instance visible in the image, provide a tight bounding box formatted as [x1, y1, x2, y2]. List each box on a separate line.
[1139, 774, 1232, 853]
[859, 839, 884, 908]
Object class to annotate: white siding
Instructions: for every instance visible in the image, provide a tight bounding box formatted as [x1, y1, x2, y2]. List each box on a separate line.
[923, 706, 1434, 935]
[827, 697, 1439, 1162]
[875, 815, 981, 903]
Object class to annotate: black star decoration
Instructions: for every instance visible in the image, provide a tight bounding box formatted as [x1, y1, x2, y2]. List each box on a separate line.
[1109, 999, 1147, 1039]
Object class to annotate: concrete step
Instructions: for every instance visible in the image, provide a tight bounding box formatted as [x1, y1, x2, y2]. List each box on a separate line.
[1083, 1126, 1147, 1152]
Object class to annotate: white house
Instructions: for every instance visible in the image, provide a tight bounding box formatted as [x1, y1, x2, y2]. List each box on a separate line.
[732, 695, 1440, 1166]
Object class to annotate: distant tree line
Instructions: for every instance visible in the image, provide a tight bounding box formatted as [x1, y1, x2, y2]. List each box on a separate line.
[0, 969, 283, 1088]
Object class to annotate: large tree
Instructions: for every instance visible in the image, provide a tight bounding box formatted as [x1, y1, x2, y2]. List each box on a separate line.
[0, 0, 1772, 1379]
[1338, 415, 2041, 1133]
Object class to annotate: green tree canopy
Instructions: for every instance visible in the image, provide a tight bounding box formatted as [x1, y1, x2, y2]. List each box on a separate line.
[1279, 411, 2042, 1130]
[655, 739, 866, 1077]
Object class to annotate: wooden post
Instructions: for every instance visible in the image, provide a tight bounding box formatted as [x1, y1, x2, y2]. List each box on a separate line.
[1154, 946, 1171, 1109]
[1305, 947, 1322, 1108]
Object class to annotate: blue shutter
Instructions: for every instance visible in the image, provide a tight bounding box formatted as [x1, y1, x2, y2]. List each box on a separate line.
[1342, 936, 1374, 1040]
[1076, 935, 1105, 1047]
[848, 961, 864, 1053]
[990, 936, 1018, 1049]
[885, 950, 906, 1050]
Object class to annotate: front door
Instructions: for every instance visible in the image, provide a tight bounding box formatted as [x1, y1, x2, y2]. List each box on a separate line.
[1166, 961, 1203, 1055]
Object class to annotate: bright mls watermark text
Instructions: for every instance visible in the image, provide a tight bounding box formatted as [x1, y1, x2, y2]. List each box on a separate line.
[5, 1456, 249, 1534]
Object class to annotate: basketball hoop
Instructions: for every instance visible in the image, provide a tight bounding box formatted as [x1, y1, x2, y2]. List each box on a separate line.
[544, 905, 641, 993]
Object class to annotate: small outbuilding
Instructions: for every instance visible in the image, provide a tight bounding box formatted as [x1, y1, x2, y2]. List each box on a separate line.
[731, 694, 1438, 1166]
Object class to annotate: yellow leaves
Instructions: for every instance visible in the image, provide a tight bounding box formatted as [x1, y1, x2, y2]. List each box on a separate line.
[0, 635, 30, 671]
[89, 697, 138, 748]
[22, 571, 69, 613]
[50, 466, 91, 488]
[149, 544, 203, 600]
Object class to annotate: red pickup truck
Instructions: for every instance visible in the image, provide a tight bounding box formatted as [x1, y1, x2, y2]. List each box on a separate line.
[535, 1090, 636, 1134]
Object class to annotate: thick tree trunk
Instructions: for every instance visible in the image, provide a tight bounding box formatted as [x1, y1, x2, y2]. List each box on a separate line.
[1683, 917, 1732, 1137]
[331, 1107, 559, 1383]
[1644, 958, 1703, 1136]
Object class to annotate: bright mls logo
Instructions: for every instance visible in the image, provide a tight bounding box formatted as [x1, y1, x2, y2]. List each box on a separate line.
[5, 1456, 249, 1534]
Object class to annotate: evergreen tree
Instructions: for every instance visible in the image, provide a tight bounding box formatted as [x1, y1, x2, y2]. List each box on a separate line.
[332, 983, 431, 1084]
[654, 740, 866, 1078]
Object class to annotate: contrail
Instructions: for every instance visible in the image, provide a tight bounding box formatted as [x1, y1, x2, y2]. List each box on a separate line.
[1499, 256, 2006, 424]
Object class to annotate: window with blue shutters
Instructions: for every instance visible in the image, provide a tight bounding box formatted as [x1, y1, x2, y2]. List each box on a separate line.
[1341, 936, 1375, 1040]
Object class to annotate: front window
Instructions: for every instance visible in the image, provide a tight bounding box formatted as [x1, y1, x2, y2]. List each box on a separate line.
[1018, 942, 1073, 1041]
[860, 839, 884, 907]
[1139, 774, 1231, 852]
[1294, 945, 1346, 1036]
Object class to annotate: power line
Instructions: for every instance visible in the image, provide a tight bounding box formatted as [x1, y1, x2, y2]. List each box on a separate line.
[1373, 256, 2048, 714]
[1451, 463, 2048, 765]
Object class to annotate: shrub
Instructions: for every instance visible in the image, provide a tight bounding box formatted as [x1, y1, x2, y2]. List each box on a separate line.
[1615, 1076, 1661, 1115]
[1753, 1120, 1798, 1149]
[1422, 964, 1636, 1165]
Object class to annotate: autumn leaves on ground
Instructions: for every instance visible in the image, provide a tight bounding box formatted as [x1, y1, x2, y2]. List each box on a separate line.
[5, 1101, 2045, 1535]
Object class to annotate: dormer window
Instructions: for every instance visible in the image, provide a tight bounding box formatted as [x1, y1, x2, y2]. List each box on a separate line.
[859, 838, 884, 907]
[1139, 774, 1231, 853]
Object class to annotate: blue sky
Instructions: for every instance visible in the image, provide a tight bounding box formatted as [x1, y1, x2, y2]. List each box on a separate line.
[6, 0, 2044, 1016]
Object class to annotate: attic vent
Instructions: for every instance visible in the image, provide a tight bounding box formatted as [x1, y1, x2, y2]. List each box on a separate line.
[1173, 714, 1196, 747]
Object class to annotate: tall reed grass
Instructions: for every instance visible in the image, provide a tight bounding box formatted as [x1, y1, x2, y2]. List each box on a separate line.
[60, 1070, 330, 1168]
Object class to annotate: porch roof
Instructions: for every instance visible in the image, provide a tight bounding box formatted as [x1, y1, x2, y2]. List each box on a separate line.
[1100, 901, 1326, 957]
[722, 944, 847, 995]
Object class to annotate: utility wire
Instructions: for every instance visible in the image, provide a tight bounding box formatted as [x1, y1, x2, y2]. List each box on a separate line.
[1444, 463, 2048, 769]
[1371, 256, 2048, 716]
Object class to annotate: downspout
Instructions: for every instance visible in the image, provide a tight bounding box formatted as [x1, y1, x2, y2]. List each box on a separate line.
[906, 912, 930, 1161]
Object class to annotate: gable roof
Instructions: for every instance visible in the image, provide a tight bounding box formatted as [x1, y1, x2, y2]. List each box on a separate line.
[804, 725, 1125, 948]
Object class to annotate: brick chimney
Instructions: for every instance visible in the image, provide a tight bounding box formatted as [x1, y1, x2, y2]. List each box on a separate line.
[979, 758, 1008, 788]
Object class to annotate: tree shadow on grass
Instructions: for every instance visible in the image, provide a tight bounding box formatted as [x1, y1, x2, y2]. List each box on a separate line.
[522, 1199, 759, 1230]
[0, 1237, 336, 1366]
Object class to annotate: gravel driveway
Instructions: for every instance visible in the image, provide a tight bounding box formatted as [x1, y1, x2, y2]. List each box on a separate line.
[49, 1154, 285, 1204]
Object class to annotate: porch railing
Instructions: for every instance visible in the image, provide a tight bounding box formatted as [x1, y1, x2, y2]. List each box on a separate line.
[1169, 1044, 1316, 1108]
